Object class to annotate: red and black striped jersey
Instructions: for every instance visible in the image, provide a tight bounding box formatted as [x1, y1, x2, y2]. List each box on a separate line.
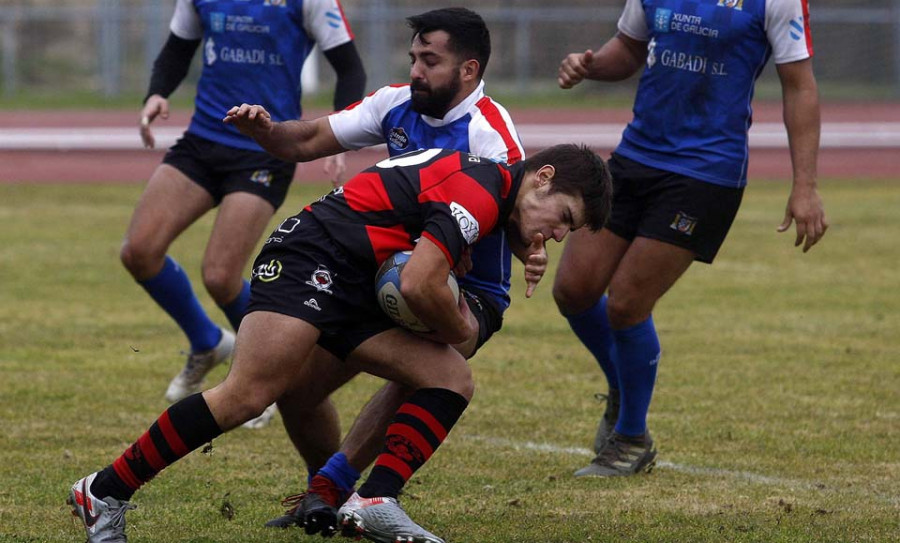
[305, 148, 524, 272]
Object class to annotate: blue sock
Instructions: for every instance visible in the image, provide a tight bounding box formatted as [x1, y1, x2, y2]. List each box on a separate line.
[139, 256, 221, 353]
[317, 452, 361, 493]
[218, 279, 250, 331]
[565, 295, 619, 389]
[612, 315, 661, 437]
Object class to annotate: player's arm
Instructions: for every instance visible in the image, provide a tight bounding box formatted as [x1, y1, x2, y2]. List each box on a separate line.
[319, 41, 367, 186]
[776, 58, 828, 252]
[224, 108, 347, 162]
[558, 33, 646, 89]
[401, 237, 474, 345]
[140, 33, 200, 148]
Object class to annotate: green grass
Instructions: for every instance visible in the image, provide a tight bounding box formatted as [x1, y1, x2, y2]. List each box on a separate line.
[0, 179, 898, 542]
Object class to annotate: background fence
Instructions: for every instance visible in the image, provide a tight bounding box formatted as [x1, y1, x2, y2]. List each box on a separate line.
[1, 0, 900, 101]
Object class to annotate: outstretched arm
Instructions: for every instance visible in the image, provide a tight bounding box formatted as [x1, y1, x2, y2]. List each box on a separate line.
[558, 32, 647, 89]
[223, 107, 346, 163]
[776, 58, 828, 252]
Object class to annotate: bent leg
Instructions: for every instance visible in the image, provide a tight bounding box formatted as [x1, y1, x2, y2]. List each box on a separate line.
[121, 164, 222, 352]
[607, 237, 695, 436]
[203, 192, 276, 329]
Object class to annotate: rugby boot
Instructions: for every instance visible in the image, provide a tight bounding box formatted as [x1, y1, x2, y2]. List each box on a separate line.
[592, 388, 620, 454]
[265, 474, 348, 535]
[575, 430, 657, 477]
[338, 492, 444, 543]
[67, 472, 136, 543]
[164, 328, 234, 402]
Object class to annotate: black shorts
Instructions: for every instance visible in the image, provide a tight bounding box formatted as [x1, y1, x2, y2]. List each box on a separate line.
[163, 132, 296, 209]
[459, 284, 503, 356]
[248, 211, 505, 361]
[606, 153, 744, 263]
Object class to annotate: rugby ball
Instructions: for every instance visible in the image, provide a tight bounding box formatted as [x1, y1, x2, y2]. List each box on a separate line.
[375, 250, 460, 332]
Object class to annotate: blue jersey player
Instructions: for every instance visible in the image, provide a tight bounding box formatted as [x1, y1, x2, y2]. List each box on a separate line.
[125, 0, 365, 411]
[555, 0, 828, 477]
[225, 7, 536, 533]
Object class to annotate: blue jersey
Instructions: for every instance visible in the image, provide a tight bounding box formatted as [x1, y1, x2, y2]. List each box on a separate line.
[170, 0, 354, 151]
[328, 82, 525, 310]
[615, 0, 813, 187]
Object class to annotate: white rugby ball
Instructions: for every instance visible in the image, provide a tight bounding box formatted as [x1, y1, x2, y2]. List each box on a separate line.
[375, 250, 459, 332]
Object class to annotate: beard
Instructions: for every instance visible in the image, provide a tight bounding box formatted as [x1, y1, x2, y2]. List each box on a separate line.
[409, 72, 462, 119]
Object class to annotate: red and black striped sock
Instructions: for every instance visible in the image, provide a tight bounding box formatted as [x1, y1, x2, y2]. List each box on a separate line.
[90, 393, 222, 501]
[358, 388, 468, 499]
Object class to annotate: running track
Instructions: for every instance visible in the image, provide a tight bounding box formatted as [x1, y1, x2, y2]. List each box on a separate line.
[1, 102, 897, 183]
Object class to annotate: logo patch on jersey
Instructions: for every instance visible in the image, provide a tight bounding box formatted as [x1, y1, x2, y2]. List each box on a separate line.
[205, 38, 217, 65]
[264, 0, 287, 7]
[210, 12, 226, 33]
[325, 10, 344, 29]
[450, 202, 480, 244]
[250, 169, 273, 187]
[717, 0, 744, 11]
[789, 17, 805, 41]
[253, 259, 282, 282]
[305, 266, 334, 295]
[670, 212, 698, 236]
[277, 217, 301, 234]
[387, 127, 410, 151]
[653, 9, 672, 33]
[647, 38, 658, 69]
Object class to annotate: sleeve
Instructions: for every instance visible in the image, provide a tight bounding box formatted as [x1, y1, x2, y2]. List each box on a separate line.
[765, 0, 814, 64]
[303, 0, 354, 52]
[419, 166, 502, 266]
[617, 0, 650, 41]
[327, 85, 410, 150]
[169, 0, 203, 40]
[468, 98, 526, 164]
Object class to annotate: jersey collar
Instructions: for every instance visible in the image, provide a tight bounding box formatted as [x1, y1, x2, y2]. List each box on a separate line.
[420, 80, 486, 127]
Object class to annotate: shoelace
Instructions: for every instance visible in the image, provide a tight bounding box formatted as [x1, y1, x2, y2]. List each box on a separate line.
[308, 476, 346, 508]
[279, 492, 307, 514]
[108, 502, 137, 529]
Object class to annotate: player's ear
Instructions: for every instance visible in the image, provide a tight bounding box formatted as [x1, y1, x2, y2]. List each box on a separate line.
[461, 59, 479, 81]
[535, 164, 556, 187]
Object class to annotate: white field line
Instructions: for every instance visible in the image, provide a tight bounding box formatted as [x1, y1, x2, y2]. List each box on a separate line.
[462, 434, 818, 489]
[2, 122, 900, 150]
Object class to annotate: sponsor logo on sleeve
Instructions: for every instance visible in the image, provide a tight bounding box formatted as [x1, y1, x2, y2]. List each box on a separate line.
[450, 202, 480, 244]
[789, 17, 805, 41]
[325, 9, 344, 29]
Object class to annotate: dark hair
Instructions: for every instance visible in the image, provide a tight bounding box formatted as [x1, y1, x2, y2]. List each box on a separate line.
[523, 144, 613, 232]
[407, 7, 491, 78]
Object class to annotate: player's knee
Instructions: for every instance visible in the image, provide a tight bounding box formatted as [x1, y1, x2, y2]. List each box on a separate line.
[201, 263, 238, 304]
[606, 293, 651, 330]
[119, 239, 162, 279]
[552, 276, 591, 315]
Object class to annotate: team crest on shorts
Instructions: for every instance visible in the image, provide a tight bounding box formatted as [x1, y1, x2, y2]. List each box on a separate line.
[305, 265, 334, 294]
[670, 212, 698, 236]
[253, 259, 282, 282]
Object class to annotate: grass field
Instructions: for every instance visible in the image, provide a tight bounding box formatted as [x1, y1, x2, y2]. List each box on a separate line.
[0, 178, 898, 543]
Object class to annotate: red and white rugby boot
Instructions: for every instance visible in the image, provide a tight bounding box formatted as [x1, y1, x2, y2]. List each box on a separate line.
[338, 492, 444, 543]
[67, 472, 136, 543]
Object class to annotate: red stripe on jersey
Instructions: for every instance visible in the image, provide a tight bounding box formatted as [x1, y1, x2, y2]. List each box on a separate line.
[344, 172, 393, 212]
[334, 0, 354, 39]
[158, 410, 188, 457]
[366, 224, 414, 266]
[475, 96, 522, 164]
[495, 163, 512, 199]
[374, 452, 413, 481]
[387, 422, 435, 459]
[397, 403, 448, 441]
[418, 155, 500, 241]
[422, 231, 453, 266]
[801, 0, 813, 56]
